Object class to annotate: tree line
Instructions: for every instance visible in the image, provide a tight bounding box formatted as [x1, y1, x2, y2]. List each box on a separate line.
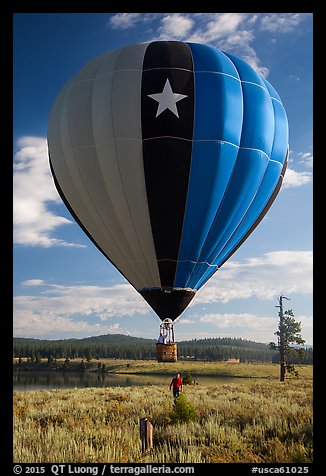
[13, 335, 313, 364]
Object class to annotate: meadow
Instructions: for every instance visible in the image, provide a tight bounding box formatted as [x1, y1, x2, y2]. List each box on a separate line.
[13, 364, 313, 463]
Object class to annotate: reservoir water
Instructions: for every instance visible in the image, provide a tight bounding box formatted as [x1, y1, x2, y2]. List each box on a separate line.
[13, 370, 243, 391]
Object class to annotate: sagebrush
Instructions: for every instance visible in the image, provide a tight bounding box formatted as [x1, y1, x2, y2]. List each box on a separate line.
[13, 379, 313, 463]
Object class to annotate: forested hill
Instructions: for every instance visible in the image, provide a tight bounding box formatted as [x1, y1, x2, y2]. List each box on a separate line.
[13, 334, 313, 364]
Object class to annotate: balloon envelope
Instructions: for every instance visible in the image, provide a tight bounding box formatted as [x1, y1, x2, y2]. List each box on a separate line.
[48, 41, 288, 321]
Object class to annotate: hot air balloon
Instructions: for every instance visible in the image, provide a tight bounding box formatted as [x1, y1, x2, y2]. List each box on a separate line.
[48, 41, 288, 362]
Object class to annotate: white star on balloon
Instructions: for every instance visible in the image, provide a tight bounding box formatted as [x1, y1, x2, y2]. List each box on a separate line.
[147, 78, 188, 118]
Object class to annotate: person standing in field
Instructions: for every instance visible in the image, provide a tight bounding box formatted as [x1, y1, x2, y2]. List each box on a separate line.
[169, 373, 184, 398]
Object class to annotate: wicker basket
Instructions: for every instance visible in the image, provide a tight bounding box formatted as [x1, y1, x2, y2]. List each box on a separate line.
[156, 343, 177, 362]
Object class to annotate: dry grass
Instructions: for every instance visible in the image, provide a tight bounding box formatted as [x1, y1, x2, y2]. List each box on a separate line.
[14, 378, 313, 463]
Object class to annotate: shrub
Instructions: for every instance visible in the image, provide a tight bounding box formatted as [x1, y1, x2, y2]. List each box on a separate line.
[170, 393, 197, 424]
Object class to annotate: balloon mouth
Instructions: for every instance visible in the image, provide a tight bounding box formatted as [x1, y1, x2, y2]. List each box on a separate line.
[139, 287, 196, 322]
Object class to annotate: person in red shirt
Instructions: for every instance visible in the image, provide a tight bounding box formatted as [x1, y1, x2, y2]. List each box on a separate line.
[169, 373, 184, 398]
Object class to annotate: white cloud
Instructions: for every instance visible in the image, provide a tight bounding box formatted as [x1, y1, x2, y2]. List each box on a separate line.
[106, 13, 309, 78]
[198, 312, 277, 342]
[14, 311, 123, 339]
[282, 167, 312, 188]
[260, 13, 306, 33]
[185, 13, 245, 42]
[13, 281, 149, 338]
[108, 13, 143, 29]
[22, 279, 46, 286]
[13, 136, 84, 248]
[298, 151, 313, 169]
[159, 14, 194, 38]
[178, 311, 313, 343]
[105, 13, 265, 75]
[183, 13, 269, 77]
[199, 312, 274, 329]
[194, 250, 313, 304]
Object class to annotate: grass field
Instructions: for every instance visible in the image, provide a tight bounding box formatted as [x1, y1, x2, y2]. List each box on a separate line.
[13, 363, 313, 463]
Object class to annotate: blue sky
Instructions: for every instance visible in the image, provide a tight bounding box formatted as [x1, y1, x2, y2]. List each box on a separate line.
[13, 13, 313, 343]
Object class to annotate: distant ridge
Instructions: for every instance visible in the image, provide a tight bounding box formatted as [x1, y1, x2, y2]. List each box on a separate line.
[14, 334, 268, 346]
[13, 334, 312, 363]
[13, 333, 312, 348]
[13, 333, 155, 345]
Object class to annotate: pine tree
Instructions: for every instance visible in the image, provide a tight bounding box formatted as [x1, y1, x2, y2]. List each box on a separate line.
[169, 393, 197, 424]
[269, 296, 306, 381]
